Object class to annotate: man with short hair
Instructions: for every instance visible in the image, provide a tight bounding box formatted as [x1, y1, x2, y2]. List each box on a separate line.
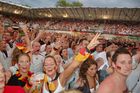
[96, 48, 132, 93]
[30, 41, 44, 73]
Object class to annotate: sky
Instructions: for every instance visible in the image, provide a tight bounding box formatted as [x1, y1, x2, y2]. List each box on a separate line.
[1, 0, 140, 8]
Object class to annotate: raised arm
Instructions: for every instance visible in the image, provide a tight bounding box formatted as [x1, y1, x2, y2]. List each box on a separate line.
[32, 30, 46, 42]
[59, 33, 101, 87]
[21, 24, 31, 52]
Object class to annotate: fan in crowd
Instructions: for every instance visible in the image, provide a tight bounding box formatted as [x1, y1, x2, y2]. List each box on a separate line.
[0, 14, 140, 93]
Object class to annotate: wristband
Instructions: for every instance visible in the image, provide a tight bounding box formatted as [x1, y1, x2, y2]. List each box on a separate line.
[86, 47, 91, 54]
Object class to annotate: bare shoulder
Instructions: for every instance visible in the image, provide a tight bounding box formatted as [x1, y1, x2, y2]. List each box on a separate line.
[96, 75, 115, 93]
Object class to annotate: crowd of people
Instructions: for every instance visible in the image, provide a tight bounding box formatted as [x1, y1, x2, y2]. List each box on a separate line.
[32, 19, 140, 36]
[1, 14, 140, 36]
[0, 14, 140, 93]
[104, 21, 140, 36]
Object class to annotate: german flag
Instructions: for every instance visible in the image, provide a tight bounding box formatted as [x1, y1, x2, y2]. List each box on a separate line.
[15, 42, 25, 50]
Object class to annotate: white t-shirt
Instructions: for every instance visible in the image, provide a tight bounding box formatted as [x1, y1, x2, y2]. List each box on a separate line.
[0, 51, 11, 70]
[30, 54, 44, 74]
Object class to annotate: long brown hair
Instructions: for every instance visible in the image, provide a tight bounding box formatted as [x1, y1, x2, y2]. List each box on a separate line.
[11, 47, 23, 65]
[79, 57, 97, 80]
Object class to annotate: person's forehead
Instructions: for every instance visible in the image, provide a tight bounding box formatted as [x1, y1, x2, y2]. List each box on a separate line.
[33, 42, 40, 46]
[19, 55, 29, 60]
[116, 54, 131, 61]
[45, 58, 55, 63]
[90, 64, 97, 68]
[45, 57, 54, 61]
[62, 49, 67, 51]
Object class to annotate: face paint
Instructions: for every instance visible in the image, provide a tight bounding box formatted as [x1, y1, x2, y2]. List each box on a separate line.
[116, 65, 121, 70]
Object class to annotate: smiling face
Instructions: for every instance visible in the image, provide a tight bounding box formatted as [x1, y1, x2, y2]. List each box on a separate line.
[45, 45, 52, 54]
[61, 48, 68, 58]
[113, 54, 132, 76]
[3, 32, 11, 42]
[18, 54, 30, 73]
[44, 57, 57, 77]
[0, 63, 5, 89]
[86, 64, 97, 77]
[80, 58, 97, 79]
[96, 44, 103, 52]
[32, 42, 41, 53]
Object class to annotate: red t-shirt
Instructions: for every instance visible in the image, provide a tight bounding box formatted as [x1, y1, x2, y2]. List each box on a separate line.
[4, 86, 25, 93]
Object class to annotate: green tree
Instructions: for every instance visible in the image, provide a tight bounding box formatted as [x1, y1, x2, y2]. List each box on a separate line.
[56, 0, 83, 7]
[56, 0, 71, 7]
[72, 1, 83, 7]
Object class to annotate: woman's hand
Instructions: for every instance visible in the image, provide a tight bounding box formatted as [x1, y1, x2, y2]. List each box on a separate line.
[74, 33, 101, 63]
[87, 33, 101, 50]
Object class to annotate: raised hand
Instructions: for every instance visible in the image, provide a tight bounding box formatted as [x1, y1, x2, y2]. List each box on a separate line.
[87, 33, 101, 50]
[20, 23, 28, 33]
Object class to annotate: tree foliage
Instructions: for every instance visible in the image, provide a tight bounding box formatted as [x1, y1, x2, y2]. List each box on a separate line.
[72, 1, 83, 7]
[56, 0, 83, 7]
